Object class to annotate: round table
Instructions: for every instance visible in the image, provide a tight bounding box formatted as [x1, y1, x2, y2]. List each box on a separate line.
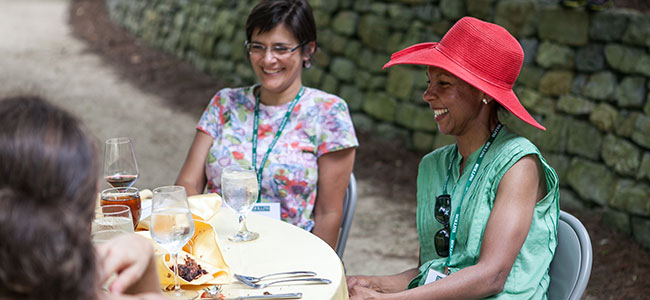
[209, 208, 349, 300]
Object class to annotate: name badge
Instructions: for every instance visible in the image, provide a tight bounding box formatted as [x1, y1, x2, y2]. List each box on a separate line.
[251, 202, 281, 220]
[424, 268, 447, 285]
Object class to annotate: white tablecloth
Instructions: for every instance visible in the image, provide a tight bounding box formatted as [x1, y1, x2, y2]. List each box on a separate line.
[209, 208, 349, 300]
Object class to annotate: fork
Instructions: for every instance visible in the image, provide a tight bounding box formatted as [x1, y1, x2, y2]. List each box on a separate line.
[238, 277, 331, 289]
[234, 271, 316, 283]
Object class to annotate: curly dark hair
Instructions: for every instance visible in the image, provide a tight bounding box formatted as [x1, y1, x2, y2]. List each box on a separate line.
[0, 96, 100, 300]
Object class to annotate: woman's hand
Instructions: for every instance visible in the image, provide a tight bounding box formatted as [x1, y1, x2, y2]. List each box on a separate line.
[95, 233, 162, 295]
[347, 275, 375, 292]
[347, 269, 418, 297]
[347, 276, 385, 300]
[349, 285, 384, 300]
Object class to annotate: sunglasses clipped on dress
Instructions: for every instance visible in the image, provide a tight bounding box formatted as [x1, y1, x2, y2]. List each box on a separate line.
[434, 194, 451, 257]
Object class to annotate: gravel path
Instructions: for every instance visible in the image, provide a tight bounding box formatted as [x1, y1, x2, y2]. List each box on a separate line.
[0, 0, 196, 190]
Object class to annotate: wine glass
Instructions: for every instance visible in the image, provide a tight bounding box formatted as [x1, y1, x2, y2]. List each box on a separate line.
[150, 186, 197, 300]
[221, 165, 259, 242]
[103, 137, 139, 188]
[91, 204, 134, 244]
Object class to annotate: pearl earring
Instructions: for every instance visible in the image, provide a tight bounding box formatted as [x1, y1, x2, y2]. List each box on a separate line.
[304, 60, 311, 69]
[482, 98, 488, 105]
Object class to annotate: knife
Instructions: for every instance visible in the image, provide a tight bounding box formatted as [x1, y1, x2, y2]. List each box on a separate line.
[201, 292, 303, 300]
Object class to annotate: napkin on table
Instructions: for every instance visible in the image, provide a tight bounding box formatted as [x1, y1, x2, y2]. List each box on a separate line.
[137, 192, 222, 231]
[134, 192, 229, 288]
[152, 219, 230, 288]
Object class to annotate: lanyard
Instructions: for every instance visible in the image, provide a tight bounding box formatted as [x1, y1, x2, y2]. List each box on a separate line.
[252, 86, 305, 202]
[443, 123, 502, 272]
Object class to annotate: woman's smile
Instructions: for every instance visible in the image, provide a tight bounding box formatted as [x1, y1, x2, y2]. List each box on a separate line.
[262, 68, 283, 75]
[249, 24, 306, 105]
[433, 108, 449, 119]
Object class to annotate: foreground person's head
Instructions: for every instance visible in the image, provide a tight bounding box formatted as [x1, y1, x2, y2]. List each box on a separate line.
[0, 96, 99, 299]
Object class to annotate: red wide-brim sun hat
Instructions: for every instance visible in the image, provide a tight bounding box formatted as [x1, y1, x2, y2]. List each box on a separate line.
[383, 16, 545, 130]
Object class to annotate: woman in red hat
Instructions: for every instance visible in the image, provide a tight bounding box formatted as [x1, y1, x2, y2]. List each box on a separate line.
[347, 17, 559, 299]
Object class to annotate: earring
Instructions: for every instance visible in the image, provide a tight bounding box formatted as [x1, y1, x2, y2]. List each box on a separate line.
[482, 98, 488, 105]
[303, 60, 311, 69]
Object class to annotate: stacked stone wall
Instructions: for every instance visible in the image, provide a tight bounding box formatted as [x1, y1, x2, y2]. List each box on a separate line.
[106, 0, 650, 248]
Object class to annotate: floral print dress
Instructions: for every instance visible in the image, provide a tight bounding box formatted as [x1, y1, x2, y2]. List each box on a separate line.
[197, 85, 358, 231]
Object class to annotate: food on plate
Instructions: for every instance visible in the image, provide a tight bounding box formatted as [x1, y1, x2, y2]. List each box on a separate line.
[147, 219, 230, 288]
[176, 256, 209, 282]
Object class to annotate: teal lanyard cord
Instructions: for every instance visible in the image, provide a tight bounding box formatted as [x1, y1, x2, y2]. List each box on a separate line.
[442, 151, 455, 195]
[252, 86, 305, 203]
[443, 123, 502, 272]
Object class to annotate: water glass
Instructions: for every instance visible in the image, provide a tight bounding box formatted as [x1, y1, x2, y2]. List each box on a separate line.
[92, 204, 134, 244]
[221, 165, 259, 242]
[150, 185, 197, 299]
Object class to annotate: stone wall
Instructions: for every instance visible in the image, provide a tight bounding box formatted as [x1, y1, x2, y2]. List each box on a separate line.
[105, 0, 650, 249]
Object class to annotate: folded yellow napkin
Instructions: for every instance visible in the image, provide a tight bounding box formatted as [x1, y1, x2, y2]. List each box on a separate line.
[137, 192, 222, 231]
[139, 219, 230, 289]
[154, 219, 230, 288]
[187, 193, 222, 221]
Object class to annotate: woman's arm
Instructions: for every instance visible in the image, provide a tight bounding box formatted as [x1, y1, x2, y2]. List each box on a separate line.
[311, 147, 356, 249]
[175, 130, 214, 196]
[350, 155, 544, 300]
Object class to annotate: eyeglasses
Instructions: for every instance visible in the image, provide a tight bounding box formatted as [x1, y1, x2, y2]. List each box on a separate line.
[434, 194, 451, 257]
[245, 40, 307, 58]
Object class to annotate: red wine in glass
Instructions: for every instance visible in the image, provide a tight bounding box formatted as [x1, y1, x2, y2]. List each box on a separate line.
[105, 174, 138, 188]
[104, 137, 139, 188]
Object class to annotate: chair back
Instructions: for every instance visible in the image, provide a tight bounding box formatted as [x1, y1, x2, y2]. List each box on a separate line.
[548, 210, 593, 300]
[336, 172, 357, 258]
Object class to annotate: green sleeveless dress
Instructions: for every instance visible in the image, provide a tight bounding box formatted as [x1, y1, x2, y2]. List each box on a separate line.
[409, 127, 559, 299]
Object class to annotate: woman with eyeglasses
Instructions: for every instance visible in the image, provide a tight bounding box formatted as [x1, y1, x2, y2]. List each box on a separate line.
[176, 0, 358, 249]
[346, 17, 559, 299]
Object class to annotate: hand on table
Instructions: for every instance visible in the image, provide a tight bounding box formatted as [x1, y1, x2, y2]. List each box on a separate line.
[346, 275, 377, 292]
[95, 233, 162, 295]
[349, 285, 383, 300]
[347, 275, 390, 299]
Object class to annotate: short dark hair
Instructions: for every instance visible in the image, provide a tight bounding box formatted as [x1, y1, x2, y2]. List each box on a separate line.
[0, 96, 99, 300]
[245, 0, 317, 53]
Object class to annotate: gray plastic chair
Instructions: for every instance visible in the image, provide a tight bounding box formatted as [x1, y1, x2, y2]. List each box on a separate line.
[548, 210, 593, 300]
[336, 172, 357, 258]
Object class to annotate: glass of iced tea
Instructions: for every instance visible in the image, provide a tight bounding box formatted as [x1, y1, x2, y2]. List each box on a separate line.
[100, 187, 141, 229]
